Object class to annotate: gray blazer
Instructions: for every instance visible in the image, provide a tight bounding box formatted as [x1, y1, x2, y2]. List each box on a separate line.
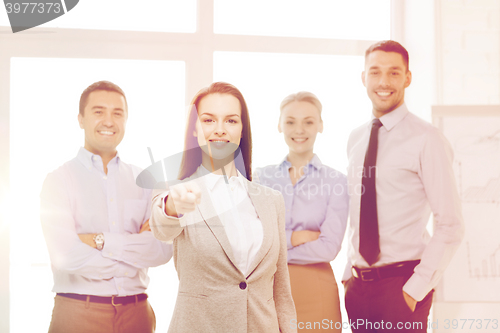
[150, 174, 297, 333]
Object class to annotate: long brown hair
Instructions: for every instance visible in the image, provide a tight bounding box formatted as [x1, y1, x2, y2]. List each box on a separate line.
[178, 82, 253, 181]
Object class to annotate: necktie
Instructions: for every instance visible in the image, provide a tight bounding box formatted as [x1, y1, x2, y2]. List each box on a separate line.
[359, 118, 383, 266]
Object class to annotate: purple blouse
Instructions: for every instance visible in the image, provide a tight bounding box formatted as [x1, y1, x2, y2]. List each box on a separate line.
[254, 155, 349, 265]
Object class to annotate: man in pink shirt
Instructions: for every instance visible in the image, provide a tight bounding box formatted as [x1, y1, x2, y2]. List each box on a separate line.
[342, 40, 464, 332]
[41, 81, 172, 333]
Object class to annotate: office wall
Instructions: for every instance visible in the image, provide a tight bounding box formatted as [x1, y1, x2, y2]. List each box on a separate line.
[434, 1, 500, 332]
[399, 1, 500, 332]
[438, 0, 500, 105]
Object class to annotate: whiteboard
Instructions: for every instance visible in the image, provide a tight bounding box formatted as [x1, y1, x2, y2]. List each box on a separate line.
[433, 105, 500, 302]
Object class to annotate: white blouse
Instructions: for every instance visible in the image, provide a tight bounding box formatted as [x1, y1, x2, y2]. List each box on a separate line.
[163, 165, 263, 276]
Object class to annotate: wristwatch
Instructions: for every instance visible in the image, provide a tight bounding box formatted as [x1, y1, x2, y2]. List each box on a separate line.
[93, 233, 105, 251]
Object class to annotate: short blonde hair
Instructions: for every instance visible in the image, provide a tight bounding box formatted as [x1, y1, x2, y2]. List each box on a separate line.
[279, 91, 322, 121]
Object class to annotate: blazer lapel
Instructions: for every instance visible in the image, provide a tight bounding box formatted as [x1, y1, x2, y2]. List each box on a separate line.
[245, 180, 274, 278]
[194, 178, 239, 270]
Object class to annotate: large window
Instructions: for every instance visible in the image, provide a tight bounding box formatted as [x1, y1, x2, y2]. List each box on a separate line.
[1, 1, 392, 332]
[9, 57, 185, 332]
[214, 0, 390, 40]
[214, 51, 370, 172]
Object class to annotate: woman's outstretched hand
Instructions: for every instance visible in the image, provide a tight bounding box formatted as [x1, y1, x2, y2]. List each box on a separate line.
[165, 181, 202, 217]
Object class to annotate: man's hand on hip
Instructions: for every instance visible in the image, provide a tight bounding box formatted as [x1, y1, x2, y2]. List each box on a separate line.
[403, 290, 417, 312]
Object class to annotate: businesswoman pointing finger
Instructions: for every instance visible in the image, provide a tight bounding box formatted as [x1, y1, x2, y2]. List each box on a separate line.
[150, 82, 297, 333]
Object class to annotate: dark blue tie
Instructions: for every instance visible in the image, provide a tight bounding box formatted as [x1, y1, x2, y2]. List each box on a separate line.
[359, 118, 383, 266]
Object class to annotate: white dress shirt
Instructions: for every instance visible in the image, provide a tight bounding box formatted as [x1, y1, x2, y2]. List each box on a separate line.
[164, 165, 263, 276]
[343, 103, 464, 301]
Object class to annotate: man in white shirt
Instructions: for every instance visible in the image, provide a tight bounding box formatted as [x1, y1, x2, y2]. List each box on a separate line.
[41, 81, 172, 333]
[342, 40, 464, 332]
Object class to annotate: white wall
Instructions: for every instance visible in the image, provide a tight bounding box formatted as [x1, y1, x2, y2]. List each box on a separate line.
[400, 1, 500, 332]
[438, 0, 500, 105]
[434, 1, 500, 331]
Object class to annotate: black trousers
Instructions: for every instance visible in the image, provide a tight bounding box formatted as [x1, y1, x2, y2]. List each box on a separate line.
[344, 275, 433, 332]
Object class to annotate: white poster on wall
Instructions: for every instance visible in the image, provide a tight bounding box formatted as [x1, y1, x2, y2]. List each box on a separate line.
[433, 105, 500, 302]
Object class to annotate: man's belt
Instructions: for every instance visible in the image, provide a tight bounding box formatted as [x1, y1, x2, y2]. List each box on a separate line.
[57, 293, 148, 306]
[352, 260, 420, 282]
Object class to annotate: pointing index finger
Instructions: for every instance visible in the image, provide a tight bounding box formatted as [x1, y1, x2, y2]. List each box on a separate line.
[185, 181, 202, 204]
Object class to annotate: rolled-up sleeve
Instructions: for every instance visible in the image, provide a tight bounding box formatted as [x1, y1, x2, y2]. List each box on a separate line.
[40, 172, 136, 279]
[286, 175, 349, 264]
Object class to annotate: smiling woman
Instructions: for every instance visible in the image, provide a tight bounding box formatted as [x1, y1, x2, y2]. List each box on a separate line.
[178, 82, 253, 181]
[149, 82, 298, 333]
[254, 92, 349, 333]
[194, 93, 243, 167]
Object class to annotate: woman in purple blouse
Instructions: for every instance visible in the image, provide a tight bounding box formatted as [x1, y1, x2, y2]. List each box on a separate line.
[254, 92, 349, 332]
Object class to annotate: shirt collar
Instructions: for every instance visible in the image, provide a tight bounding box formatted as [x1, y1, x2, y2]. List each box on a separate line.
[371, 103, 409, 132]
[279, 154, 322, 171]
[278, 156, 291, 169]
[77, 147, 120, 171]
[196, 164, 245, 191]
[308, 154, 323, 170]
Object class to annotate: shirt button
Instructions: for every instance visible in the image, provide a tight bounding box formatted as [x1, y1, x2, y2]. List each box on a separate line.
[99, 275, 102, 278]
[239, 282, 247, 290]
[109, 253, 113, 257]
[125, 272, 128, 276]
[134, 262, 137, 265]
[110, 198, 113, 202]
[118, 287, 121, 290]
[112, 221, 115, 225]
[103, 176, 107, 180]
